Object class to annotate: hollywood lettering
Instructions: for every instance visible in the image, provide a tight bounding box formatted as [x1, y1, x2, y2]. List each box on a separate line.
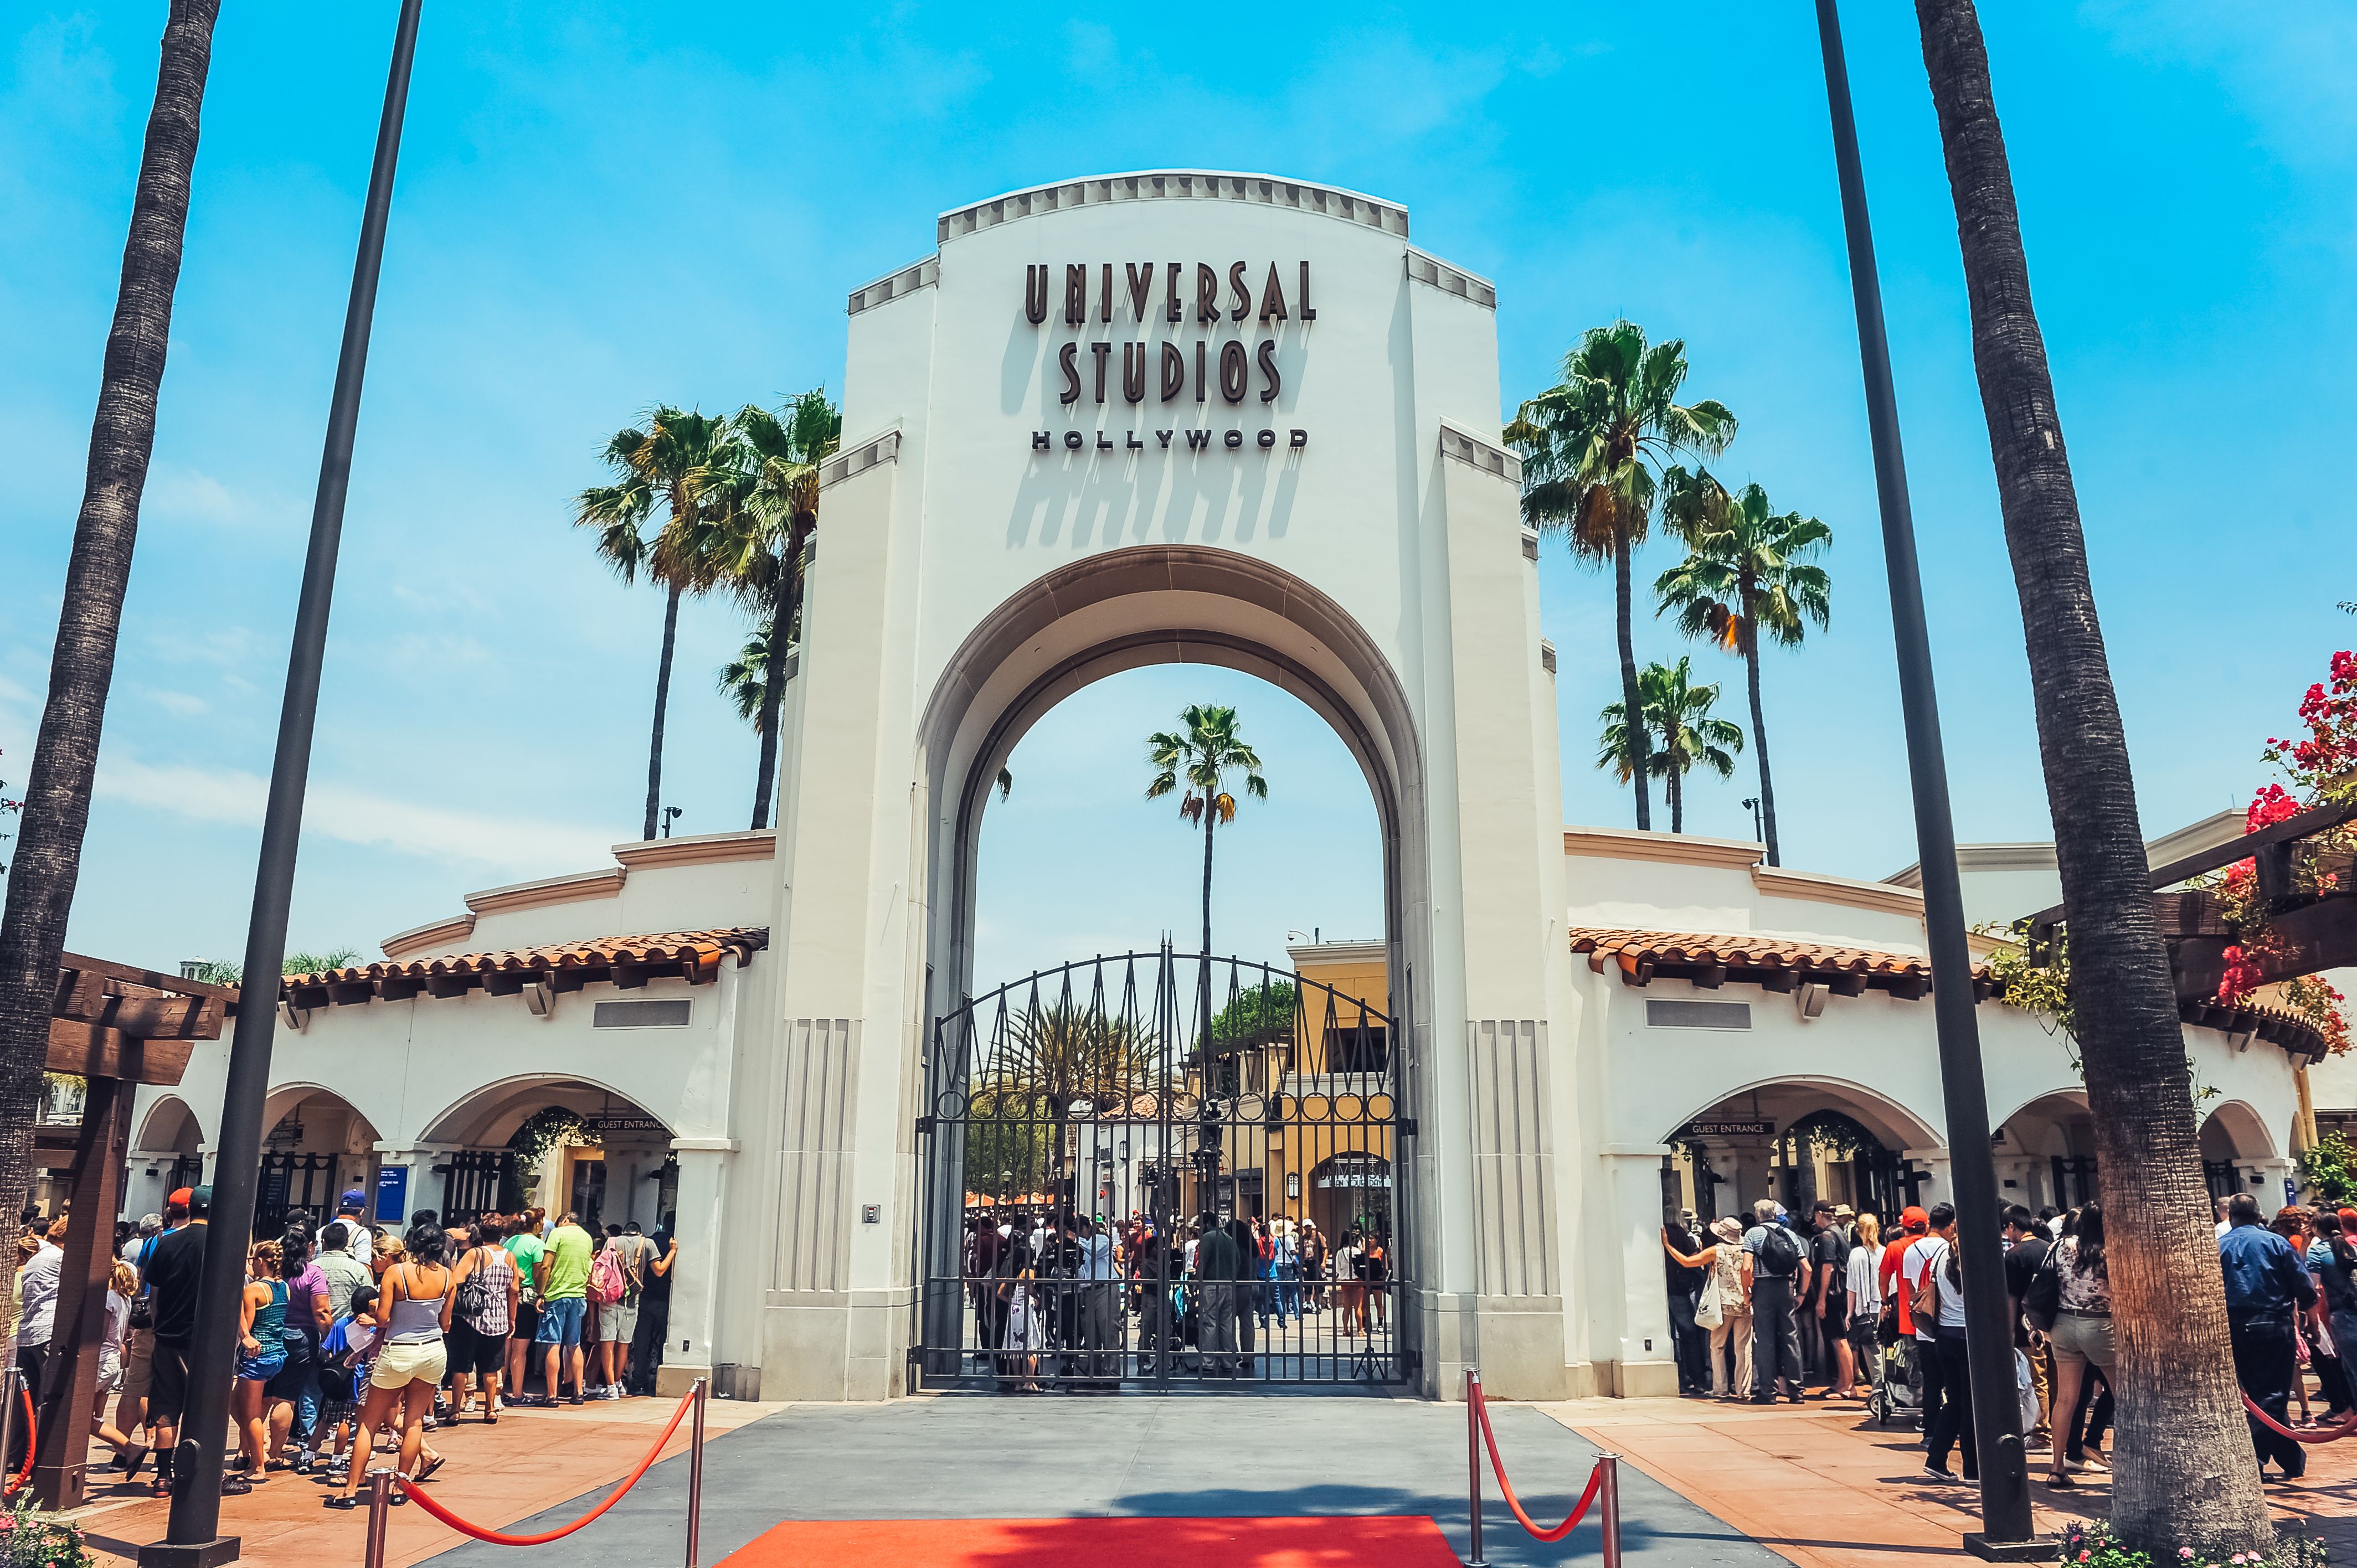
[1025, 261, 1314, 452]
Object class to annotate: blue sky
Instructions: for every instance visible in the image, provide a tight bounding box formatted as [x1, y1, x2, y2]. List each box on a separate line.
[3, 3, 2351, 989]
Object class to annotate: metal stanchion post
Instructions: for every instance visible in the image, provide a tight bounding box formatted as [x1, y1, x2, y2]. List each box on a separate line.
[363, 1470, 394, 1568]
[1599, 1453, 1623, 1568]
[684, 1376, 708, 1568]
[1464, 1368, 1486, 1568]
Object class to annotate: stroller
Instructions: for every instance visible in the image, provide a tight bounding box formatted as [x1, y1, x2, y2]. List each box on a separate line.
[1869, 1336, 1926, 1430]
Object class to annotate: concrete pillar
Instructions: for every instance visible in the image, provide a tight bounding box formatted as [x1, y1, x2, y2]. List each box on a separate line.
[198, 1142, 219, 1183]
[372, 1143, 460, 1226]
[1905, 1148, 1953, 1212]
[123, 1151, 179, 1223]
[658, 1139, 734, 1397]
[1603, 1145, 1679, 1397]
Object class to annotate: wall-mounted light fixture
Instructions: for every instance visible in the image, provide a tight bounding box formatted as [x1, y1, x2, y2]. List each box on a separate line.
[1285, 1173, 1301, 1200]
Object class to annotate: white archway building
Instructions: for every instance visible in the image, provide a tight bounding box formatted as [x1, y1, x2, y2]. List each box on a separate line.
[133, 172, 2324, 1405]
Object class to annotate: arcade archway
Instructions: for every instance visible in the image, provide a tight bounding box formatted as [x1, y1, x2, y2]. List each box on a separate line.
[420, 1076, 677, 1234]
[1664, 1078, 1943, 1225]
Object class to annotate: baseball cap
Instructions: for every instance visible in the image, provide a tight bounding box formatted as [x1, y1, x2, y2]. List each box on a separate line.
[188, 1185, 212, 1216]
[339, 1189, 368, 1211]
[1901, 1205, 1929, 1232]
[167, 1187, 193, 1208]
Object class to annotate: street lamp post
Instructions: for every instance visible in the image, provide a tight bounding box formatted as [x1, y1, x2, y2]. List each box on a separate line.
[152, 4, 423, 1561]
[1811, 2, 2038, 1556]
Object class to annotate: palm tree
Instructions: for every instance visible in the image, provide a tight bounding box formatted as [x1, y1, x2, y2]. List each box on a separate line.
[1145, 705, 1268, 959]
[985, 999, 1155, 1205]
[1505, 322, 1736, 832]
[0, 0, 220, 1262]
[716, 625, 777, 734]
[575, 406, 735, 840]
[708, 391, 841, 831]
[1597, 658, 1743, 834]
[1655, 470, 1832, 865]
[1915, 1, 2267, 1549]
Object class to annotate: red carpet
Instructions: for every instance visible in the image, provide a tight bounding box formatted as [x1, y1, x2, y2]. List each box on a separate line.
[718, 1515, 1463, 1567]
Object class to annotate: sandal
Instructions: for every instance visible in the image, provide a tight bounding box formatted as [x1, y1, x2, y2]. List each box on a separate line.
[2046, 1472, 2075, 1488]
[220, 1476, 255, 1496]
[414, 1456, 445, 1484]
[323, 1493, 362, 1510]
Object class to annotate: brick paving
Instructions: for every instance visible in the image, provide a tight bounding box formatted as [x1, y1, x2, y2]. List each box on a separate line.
[67, 1391, 783, 1568]
[1545, 1392, 2357, 1568]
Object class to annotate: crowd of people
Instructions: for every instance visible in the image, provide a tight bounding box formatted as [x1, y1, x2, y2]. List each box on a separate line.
[964, 1208, 1394, 1386]
[7, 1184, 681, 1508]
[1661, 1187, 2357, 1486]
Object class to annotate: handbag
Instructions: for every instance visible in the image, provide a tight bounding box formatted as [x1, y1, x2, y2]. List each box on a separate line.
[1694, 1267, 1725, 1330]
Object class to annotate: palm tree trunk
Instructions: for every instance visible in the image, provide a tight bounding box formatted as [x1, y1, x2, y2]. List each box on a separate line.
[1916, 1, 2268, 1550]
[748, 524, 806, 831]
[1615, 528, 1653, 830]
[0, 0, 218, 1266]
[645, 578, 683, 840]
[1200, 806, 1217, 958]
[1744, 627, 1779, 866]
[1665, 718, 1684, 833]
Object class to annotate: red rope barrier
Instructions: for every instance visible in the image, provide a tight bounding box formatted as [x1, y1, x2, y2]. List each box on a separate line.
[1469, 1380, 1607, 1542]
[4, 1384, 34, 1495]
[2240, 1391, 2357, 1445]
[392, 1385, 696, 1545]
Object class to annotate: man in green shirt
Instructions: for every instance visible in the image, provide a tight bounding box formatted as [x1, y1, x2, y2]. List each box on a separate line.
[534, 1213, 594, 1404]
[502, 1221, 545, 1397]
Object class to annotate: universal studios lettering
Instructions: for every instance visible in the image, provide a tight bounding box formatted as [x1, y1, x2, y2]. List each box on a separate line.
[1023, 259, 1313, 456]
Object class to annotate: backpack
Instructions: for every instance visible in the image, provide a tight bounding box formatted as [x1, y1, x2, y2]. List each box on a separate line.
[1756, 1224, 1804, 1278]
[588, 1245, 626, 1306]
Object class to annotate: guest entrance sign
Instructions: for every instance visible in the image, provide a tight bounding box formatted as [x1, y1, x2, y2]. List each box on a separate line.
[1026, 258, 1313, 454]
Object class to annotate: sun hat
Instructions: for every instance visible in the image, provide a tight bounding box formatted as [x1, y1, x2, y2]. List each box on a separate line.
[1710, 1216, 1743, 1244]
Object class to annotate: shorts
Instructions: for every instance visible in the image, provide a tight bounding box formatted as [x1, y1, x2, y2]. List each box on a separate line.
[2048, 1311, 2115, 1370]
[236, 1345, 286, 1384]
[121, 1331, 155, 1401]
[96, 1350, 124, 1395]
[148, 1340, 193, 1423]
[535, 1295, 586, 1348]
[599, 1301, 639, 1343]
[370, 1338, 448, 1390]
[512, 1299, 540, 1344]
[448, 1319, 507, 1379]
[265, 1340, 315, 1401]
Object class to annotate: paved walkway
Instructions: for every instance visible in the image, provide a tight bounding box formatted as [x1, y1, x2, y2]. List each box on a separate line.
[1546, 1393, 2357, 1568]
[61, 1389, 2357, 1567]
[421, 1392, 1775, 1567]
[73, 1392, 784, 1568]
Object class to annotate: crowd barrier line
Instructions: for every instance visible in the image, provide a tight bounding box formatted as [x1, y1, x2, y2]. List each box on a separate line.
[2240, 1389, 2357, 1445]
[364, 1377, 708, 1568]
[1463, 1369, 1621, 1568]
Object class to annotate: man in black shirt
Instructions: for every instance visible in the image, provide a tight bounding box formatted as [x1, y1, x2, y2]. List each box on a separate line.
[627, 1221, 678, 1395]
[1662, 1206, 1708, 1395]
[1807, 1202, 1849, 1391]
[140, 1184, 211, 1491]
[2001, 1204, 2051, 1447]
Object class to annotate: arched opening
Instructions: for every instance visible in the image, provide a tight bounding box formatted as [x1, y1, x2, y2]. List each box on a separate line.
[2199, 1099, 2277, 1206]
[1994, 1090, 2097, 1211]
[910, 546, 1425, 1389]
[251, 1085, 381, 1236]
[420, 1076, 677, 1234]
[129, 1096, 205, 1220]
[1663, 1077, 1943, 1226]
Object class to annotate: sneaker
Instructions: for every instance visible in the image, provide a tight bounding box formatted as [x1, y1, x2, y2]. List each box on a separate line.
[1921, 1465, 1954, 1483]
[602, 1385, 623, 1401]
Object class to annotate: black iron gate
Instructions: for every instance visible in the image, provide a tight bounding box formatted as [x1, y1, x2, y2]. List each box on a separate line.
[914, 946, 1414, 1391]
[256, 1152, 338, 1236]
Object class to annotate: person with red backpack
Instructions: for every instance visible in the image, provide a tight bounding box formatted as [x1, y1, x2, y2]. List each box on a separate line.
[590, 1224, 655, 1399]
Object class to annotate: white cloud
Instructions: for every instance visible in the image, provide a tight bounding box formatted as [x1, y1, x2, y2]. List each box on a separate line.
[143, 689, 208, 717]
[94, 755, 614, 876]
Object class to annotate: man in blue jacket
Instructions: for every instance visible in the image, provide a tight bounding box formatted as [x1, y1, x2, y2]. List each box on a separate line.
[2219, 1193, 2316, 1480]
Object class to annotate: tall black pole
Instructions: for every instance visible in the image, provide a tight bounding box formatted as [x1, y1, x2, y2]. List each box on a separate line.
[160, 2, 422, 1555]
[1812, 2, 2034, 1553]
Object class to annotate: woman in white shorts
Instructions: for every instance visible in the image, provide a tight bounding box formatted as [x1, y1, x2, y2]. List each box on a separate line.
[330, 1223, 450, 1509]
[92, 1261, 143, 1468]
[2042, 1201, 2113, 1488]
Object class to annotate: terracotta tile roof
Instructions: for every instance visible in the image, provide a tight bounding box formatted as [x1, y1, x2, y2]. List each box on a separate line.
[232, 928, 769, 1013]
[2178, 996, 2334, 1062]
[1568, 927, 1991, 1000]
